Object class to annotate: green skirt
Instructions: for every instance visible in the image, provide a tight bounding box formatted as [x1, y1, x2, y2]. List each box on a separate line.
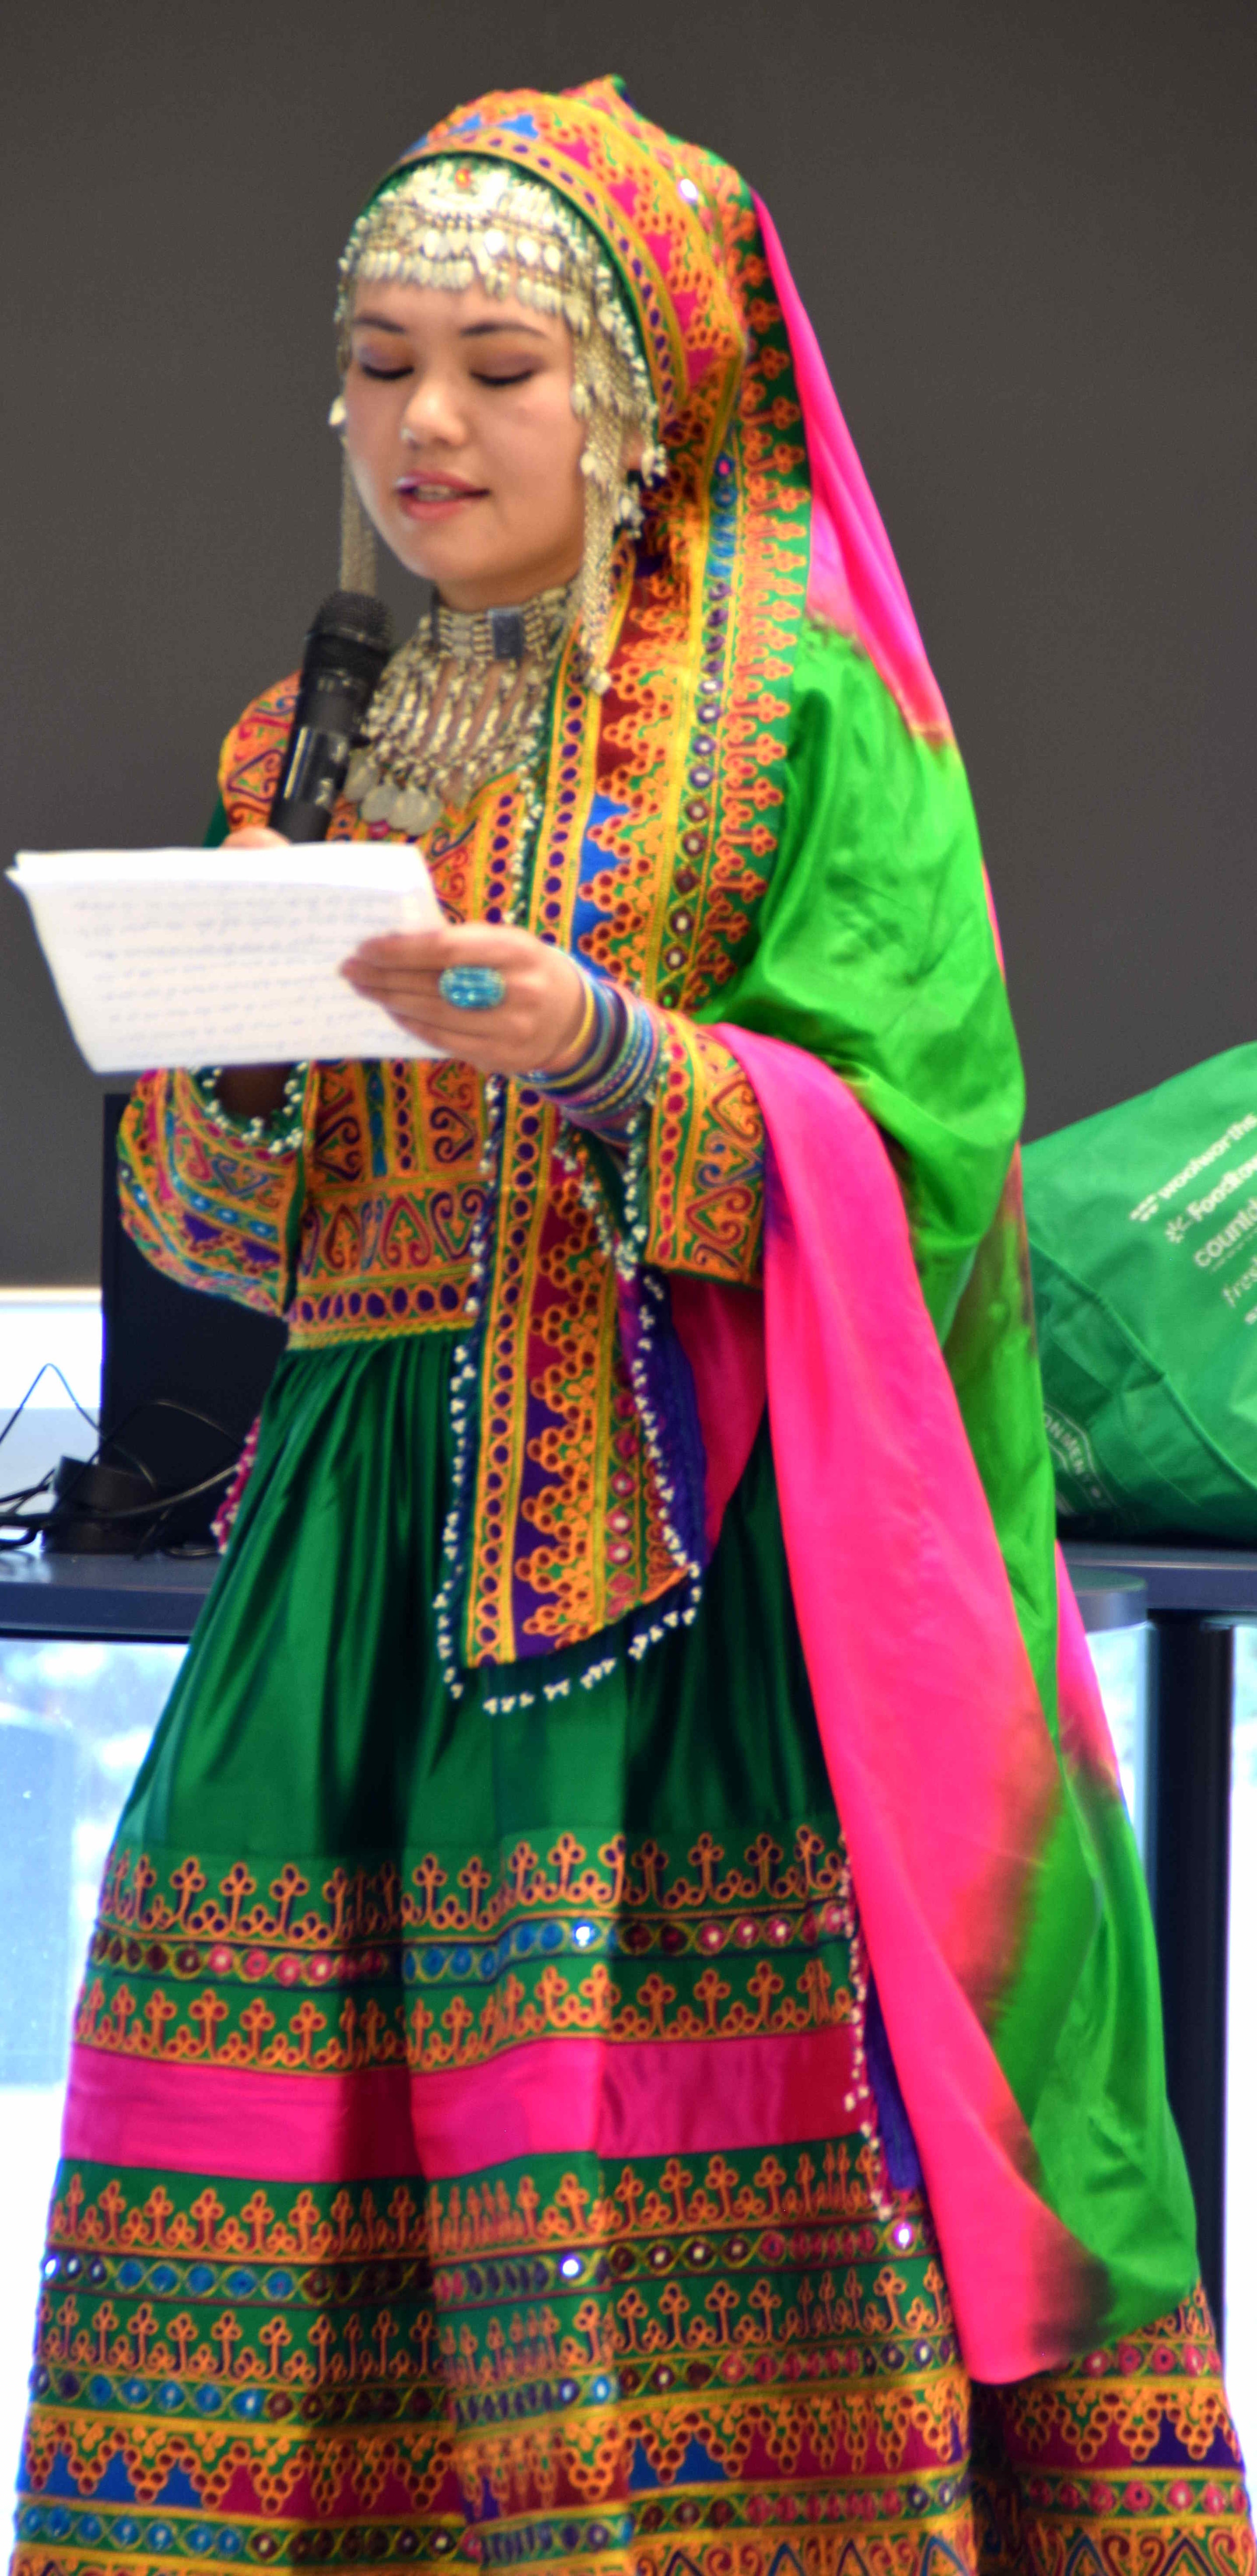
[16, 1338, 1246, 2576]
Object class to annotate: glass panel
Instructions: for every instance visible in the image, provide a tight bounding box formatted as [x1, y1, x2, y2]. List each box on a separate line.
[1226, 1628, 1257, 2465]
[0, 1606, 1181, 2517]
[1087, 1620, 1149, 1863]
[0, 1291, 102, 1528]
[0, 1637, 183, 2515]
[0, 1293, 102, 1413]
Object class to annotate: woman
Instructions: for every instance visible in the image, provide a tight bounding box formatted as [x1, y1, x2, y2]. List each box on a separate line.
[17, 76, 1252, 2576]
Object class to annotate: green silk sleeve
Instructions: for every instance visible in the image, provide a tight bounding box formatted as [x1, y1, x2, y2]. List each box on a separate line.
[705, 620, 1025, 1340]
[703, 620, 1061, 1737]
[204, 792, 230, 847]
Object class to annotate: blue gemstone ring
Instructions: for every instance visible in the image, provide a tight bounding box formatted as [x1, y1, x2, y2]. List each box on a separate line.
[438, 965, 507, 1012]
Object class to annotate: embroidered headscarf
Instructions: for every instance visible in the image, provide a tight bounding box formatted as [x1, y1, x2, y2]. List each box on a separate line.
[332, 73, 948, 962]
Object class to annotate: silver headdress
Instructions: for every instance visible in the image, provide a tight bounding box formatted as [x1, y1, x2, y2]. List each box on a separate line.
[332, 155, 664, 693]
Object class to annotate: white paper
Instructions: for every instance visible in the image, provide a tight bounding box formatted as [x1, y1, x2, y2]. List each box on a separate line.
[9, 846, 446, 1071]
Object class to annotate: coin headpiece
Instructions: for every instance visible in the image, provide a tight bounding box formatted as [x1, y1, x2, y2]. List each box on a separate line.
[333, 155, 663, 691]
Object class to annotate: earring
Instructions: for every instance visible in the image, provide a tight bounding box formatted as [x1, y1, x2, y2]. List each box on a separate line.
[339, 454, 378, 595]
[328, 391, 377, 595]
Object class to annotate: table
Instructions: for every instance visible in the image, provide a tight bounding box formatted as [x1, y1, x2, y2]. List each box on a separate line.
[0, 1549, 217, 1638]
[1064, 1543, 1257, 2333]
[3, 1539, 1250, 2336]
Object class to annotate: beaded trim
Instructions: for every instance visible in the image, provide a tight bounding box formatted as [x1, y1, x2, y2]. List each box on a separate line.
[622, 1269, 704, 1651]
[425, 691, 694, 1702]
[557, 1106, 652, 1283]
[431, 733, 549, 1698]
[193, 1063, 308, 1156]
[432, 1096, 494, 1700]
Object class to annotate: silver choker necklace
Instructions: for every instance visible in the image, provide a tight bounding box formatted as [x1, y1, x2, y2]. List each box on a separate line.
[344, 580, 576, 835]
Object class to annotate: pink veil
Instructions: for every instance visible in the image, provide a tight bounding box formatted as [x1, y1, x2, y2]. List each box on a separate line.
[753, 193, 953, 743]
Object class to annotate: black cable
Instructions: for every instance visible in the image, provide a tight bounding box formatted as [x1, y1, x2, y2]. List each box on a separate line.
[125, 1394, 248, 1445]
[125, 1462, 240, 1559]
[0, 1365, 98, 1548]
[61, 1463, 237, 1522]
[0, 1471, 53, 1512]
[0, 1362, 99, 1454]
[0, 1462, 235, 1526]
[0, 1473, 56, 1548]
[0, 1388, 245, 1553]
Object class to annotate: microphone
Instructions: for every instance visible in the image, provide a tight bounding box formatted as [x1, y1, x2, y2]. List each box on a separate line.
[268, 591, 394, 841]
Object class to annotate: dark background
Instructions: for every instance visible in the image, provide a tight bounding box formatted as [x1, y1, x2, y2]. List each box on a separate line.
[2, 0, 1253, 1283]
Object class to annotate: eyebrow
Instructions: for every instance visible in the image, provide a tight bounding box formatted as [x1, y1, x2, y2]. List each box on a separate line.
[460, 320, 548, 340]
[350, 311, 549, 341]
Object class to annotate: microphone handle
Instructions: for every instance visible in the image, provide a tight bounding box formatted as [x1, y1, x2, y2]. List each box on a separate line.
[267, 592, 394, 842]
[268, 664, 370, 843]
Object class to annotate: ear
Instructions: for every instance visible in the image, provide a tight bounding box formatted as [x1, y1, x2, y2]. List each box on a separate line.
[621, 426, 645, 473]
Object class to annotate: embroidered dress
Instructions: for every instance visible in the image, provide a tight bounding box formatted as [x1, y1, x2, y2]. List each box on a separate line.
[15, 75, 1252, 2576]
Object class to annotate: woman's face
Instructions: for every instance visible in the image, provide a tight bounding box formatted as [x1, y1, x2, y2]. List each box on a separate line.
[343, 277, 587, 610]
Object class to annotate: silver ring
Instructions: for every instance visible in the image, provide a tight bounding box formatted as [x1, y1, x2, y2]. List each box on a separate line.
[438, 965, 507, 1012]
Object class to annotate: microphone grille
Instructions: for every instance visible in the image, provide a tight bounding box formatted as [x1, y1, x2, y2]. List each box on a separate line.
[311, 590, 395, 652]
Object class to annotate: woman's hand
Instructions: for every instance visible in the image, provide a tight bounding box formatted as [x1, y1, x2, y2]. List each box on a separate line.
[341, 919, 587, 1076]
[212, 827, 588, 1084]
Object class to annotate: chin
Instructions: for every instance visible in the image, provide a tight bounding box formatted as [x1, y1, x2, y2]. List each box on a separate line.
[390, 523, 497, 592]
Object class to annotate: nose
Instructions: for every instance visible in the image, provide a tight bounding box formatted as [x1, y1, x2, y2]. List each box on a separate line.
[400, 369, 466, 450]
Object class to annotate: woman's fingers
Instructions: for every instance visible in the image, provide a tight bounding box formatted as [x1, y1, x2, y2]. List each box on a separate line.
[341, 970, 538, 1047]
[339, 923, 550, 1014]
[340, 955, 521, 1021]
[343, 921, 521, 975]
[339, 922, 585, 1073]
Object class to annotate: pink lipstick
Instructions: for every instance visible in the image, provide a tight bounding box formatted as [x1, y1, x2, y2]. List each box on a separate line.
[395, 469, 487, 522]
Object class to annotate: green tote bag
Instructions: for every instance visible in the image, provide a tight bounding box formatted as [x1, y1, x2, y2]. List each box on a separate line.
[1023, 1043, 1257, 1540]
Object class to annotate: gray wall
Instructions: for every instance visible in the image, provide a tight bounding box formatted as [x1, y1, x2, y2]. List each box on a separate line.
[3, 0, 1253, 1281]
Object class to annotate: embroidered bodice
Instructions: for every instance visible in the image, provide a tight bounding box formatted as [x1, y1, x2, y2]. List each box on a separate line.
[118, 622, 1018, 1675]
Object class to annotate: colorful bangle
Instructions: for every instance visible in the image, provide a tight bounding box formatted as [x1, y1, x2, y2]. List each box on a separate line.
[532, 975, 661, 1135]
[193, 1063, 309, 1156]
[543, 969, 599, 1077]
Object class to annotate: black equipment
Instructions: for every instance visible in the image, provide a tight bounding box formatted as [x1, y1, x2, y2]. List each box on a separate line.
[95, 1095, 287, 1546]
[267, 589, 394, 840]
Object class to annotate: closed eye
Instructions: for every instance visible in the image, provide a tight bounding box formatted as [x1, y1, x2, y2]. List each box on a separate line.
[358, 361, 412, 380]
